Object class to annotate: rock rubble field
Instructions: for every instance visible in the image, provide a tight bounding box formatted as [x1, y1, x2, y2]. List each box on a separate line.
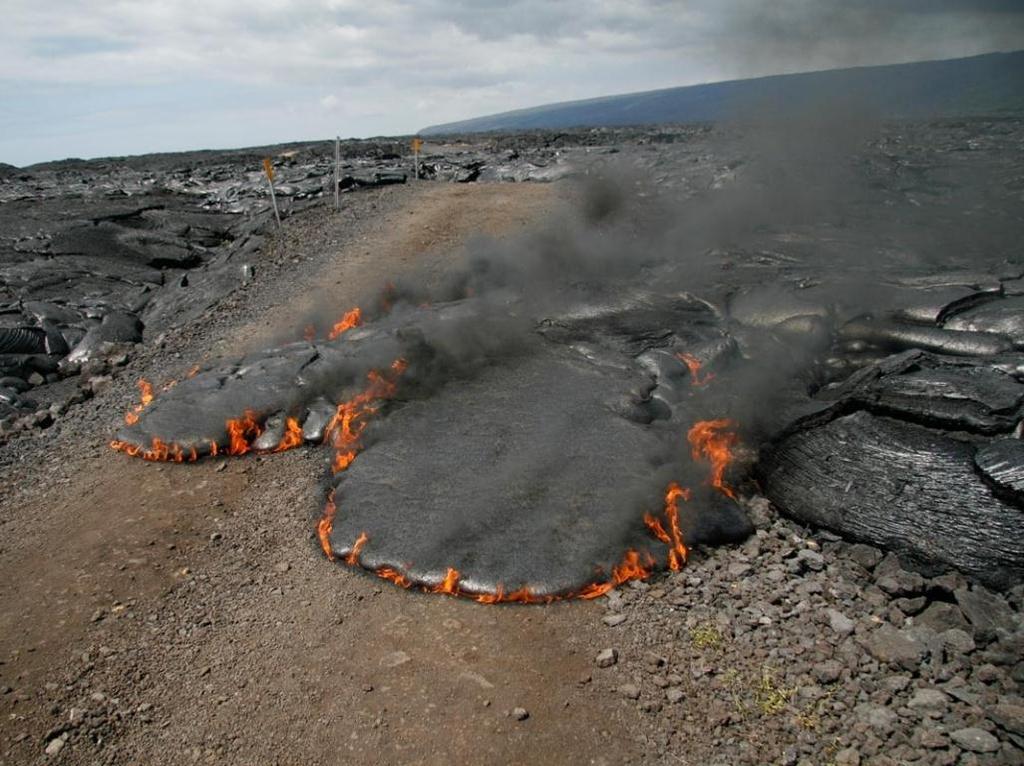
[1, 118, 1022, 764]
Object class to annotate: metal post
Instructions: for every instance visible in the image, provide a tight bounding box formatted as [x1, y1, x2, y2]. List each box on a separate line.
[268, 178, 281, 229]
[263, 158, 281, 229]
[334, 135, 340, 211]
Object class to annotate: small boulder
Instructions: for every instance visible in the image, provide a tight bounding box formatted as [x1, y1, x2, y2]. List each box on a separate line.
[950, 727, 1000, 753]
[861, 624, 928, 671]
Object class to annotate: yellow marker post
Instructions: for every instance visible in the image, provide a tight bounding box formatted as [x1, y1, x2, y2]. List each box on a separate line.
[263, 158, 282, 228]
[411, 137, 423, 181]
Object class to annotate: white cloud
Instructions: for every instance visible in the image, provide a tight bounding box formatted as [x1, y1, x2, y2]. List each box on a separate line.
[1, 0, 1021, 164]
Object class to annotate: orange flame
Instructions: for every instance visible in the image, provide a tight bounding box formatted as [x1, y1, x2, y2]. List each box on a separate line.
[645, 482, 691, 571]
[332, 449, 357, 474]
[324, 358, 408, 453]
[124, 379, 155, 425]
[345, 531, 368, 566]
[432, 567, 461, 595]
[226, 410, 262, 456]
[110, 437, 215, 463]
[688, 419, 738, 499]
[341, 546, 655, 604]
[376, 566, 412, 589]
[327, 307, 362, 340]
[273, 417, 304, 453]
[318, 490, 337, 561]
[577, 549, 657, 600]
[677, 352, 715, 386]
[472, 585, 539, 605]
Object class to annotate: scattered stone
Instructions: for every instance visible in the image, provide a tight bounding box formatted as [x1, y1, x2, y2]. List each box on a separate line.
[827, 609, 855, 637]
[989, 703, 1024, 736]
[813, 660, 843, 684]
[666, 688, 685, 704]
[617, 683, 641, 700]
[823, 606, 856, 639]
[876, 568, 926, 597]
[955, 586, 1018, 642]
[941, 628, 976, 654]
[846, 544, 883, 571]
[596, 648, 618, 668]
[950, 727, 1000, 753]
[861, 624, 927, 670]
[796, 549, 825, 572]
[915, 602, 970, 634]
[44, 734, 67, 755]
[380, 651, 411, 669]
[854, 703, 899, 736]
[973, 664, 1002, 684]
[835, 748, 861, 766]
[602, 614, 628, 627]
[918, 728, 948, 749]
[907, 688, 949, 712]
[511, 707, 529, 721]
[893, 596, 927, 616]
[273, 562, 290, 573]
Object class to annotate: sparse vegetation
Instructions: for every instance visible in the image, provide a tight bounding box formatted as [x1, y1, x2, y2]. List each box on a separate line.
[688, 622, 726, 650]
[721, 665, 799, 720]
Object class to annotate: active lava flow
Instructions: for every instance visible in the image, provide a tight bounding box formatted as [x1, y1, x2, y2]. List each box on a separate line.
[316, 358, 409, 560]
[123, 379, 154, 425]
[326, 394, 742, 604]
[677, 352, 715, 387]
[112, 315, 744, 604]
[337, 532, 659, 604]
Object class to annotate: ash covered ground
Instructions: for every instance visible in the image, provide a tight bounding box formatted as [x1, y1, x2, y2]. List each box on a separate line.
[1, 117, 1024, 764]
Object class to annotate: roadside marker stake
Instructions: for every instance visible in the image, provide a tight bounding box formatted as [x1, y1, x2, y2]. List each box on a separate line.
[412, 136, 423, 181]
[263, 157, 282, 229]
[334, 136, 341, 211]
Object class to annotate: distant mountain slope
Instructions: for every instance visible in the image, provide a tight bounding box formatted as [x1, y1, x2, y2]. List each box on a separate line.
[421, 51, 1024, 135]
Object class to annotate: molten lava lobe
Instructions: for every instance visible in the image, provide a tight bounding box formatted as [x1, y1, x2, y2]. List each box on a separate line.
[113, 299, 756, 600]
[321, 348, 731, 599]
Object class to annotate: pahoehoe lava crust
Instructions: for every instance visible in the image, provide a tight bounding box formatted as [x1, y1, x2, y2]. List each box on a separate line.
[325, 348, 751, 598]
[113, 296, 755, 599]
[760, 410, 1024, 590]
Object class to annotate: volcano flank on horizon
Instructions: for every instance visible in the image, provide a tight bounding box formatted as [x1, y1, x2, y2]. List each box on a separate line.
[421, 50, 1024, 136]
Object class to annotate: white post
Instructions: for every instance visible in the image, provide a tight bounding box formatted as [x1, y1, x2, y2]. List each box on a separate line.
[263, 158, 282, 229]
[268, 179, 281, 229]
[334, 135, 340, 211]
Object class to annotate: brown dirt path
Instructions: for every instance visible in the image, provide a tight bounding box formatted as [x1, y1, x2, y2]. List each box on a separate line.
[0, 184, 645, 765]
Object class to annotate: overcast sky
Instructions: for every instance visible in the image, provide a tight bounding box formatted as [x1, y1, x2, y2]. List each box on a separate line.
[2, 0, 1023, 166]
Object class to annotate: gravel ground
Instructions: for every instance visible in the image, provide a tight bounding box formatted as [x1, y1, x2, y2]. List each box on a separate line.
[0, 178, 1021, 765]
[595, 497, 1024, 765]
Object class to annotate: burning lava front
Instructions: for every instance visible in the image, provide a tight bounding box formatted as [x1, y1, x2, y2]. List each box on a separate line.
[110, 297, 748, 604]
